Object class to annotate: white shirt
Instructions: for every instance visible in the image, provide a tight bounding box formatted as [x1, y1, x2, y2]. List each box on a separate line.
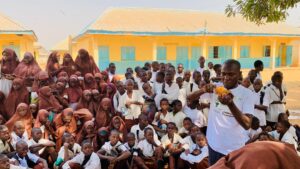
[166, 111, 186, 129]
[178, 88, 187, 107]
[183, 106, 206, 128]
[200, 92, 212, 123]
[185, 81, 199, 96]
[264, 84, 286, 122]
[130, 124, 160, 144]
[160, 133, 183, 153]
[137, 139, 161, 157]
[57, 143, 81, 160]
[252, 89, 269, 126]
[11, 132, 29, 150]
[15, 152, 39, 168]
[180, 145, 208, 164]
[247, 127, 262, 139]
[100, 141, 127, 156]
[207, 85, 255, 155]
[151, 71, 158, 83]
[0, 139, 11, 153]
[181, 136, 195, 150]
[153, 82, 163, 94]
[175, 72, 184, 78]
[118, 90, 144, 119]
[28, 138, 52, 154]
[208, 68, 216, 79]
[113, 91, 125, 111]
[108, 72, 115, 82]
[155, 82, 179, 109]
[196, 67, 205, 75]
[62, 152, 101, 169]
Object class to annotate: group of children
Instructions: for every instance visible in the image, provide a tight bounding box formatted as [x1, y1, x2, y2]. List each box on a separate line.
[0, 48, 299, 169]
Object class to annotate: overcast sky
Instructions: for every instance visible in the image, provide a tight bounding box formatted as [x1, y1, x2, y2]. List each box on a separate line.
[1, 0, 299, 49]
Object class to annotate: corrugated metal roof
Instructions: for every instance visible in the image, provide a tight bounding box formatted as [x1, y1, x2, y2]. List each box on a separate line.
[0, 12, 37, 39]
[76, 8, 300, 38]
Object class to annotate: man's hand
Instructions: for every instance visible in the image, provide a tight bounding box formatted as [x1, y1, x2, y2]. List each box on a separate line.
[218, 93, 234, 105]
[201, 84, 215, 93]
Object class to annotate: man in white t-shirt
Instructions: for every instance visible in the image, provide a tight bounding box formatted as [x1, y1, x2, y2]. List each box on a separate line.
[196, 56, 206, 75]
[188, 59, 254, 165]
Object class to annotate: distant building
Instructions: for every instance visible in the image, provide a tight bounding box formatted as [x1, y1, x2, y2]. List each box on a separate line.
[0, 12, 37, 58]
[71, 8, 300, 73]
[51, 35, 72, 56]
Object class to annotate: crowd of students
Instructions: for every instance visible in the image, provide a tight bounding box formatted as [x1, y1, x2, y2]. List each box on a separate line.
[0, 48, 299, 169]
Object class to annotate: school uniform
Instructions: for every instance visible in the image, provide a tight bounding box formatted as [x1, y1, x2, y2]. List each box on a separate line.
[178, 127, 189, 136]
[124, 142, 138, 153]
[118, 90, 144, 120]
[247, 127, 262, 139]
[12, 152, 40, 168]
[264, 84, 286, 122]
[57, 143, 81, 161]
[175, 72, 184, 78]
[108, 72, 115, 82]
[178, 88, 187, 107]
[208, 68, 216, 79]
[181, 136, 195, 150]
[153, 82, 163, 94]
[62, 152, 101, 169]
[130, 124, 160, 143]
[185, 81, 200, 97]
[196, 67, 205, 75]
[200, 92, 212, 124]
[0, 139, 13, 154]
[180, 145, 208, 164]
[151, 71, 158, 83]
[252, 89, 269, 126]
[137, 139, 162, 157]
[160, 133, 183, 156]
[154, 82, 179, 109]
[183, 106, 206, 128]
[165, 111, 186, 130]
[100, 141, 127, 157]
[113, 91, 125, 112]
[27, 138, 52, 154]
[10, 132, 29, 150]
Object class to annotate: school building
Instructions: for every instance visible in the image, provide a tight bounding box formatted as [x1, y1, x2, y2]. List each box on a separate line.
[0, 12, 37, 59]
[71, 8, 300, 73]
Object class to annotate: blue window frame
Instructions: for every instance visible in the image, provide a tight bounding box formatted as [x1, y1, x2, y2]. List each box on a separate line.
[240, 46, 250, 58]
[157, 46, 166, 60]
[121, 46, 135, 60]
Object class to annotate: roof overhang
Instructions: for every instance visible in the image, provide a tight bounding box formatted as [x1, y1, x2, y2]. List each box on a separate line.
[0, 30, 38, 41]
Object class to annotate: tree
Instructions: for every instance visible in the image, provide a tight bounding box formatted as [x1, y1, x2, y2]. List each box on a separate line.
[226, 0, 300, 25]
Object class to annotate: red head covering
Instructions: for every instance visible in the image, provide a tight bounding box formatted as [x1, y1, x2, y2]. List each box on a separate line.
[46, 51, 60, 75]
[1, 48, 19, 75]
[61, 53, 77, 76]
[210, 141, 300, 169]
[38, 86, 62, 111]
[13, 52, 41, 86]
[34, 109, 51, 139]
[5, 78, 29, 118]
[54, 108, 77, 151]
[73, 108, 93, 124]
[83, 73, 97, 90]
[32, 71, 52, 92]
[67, 75, 82, 103]
[76, 120, 96, 145]
[101, 71, 109, 83]
[75, 49, 100, 75]
[76, 89, 93, 113]
[5, 103, 33, 136]
[95, 98, 112, 129]
[108, 116, 127, 142]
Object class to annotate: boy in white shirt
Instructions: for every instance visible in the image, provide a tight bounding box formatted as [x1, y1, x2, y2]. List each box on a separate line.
[54, 133, 81, 168]
[134, 128, 164, 169]
[176, 77, 187, 107]
[167, 100, 186, 130]
[178, 117, 193, 138]
[10, 121, 29, 150]
[62, 140, 100, 169]
[152, 98, 170, 137]
[98, 130, 131, 169]
[183, 99, 206, 130]
[161, 122, 184, 169]
[252, 79, 268, 127]
[28, 128, 56, 166]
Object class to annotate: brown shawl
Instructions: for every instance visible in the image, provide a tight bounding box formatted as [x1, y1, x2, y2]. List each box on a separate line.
[13, 52, 41, 86]
[67, 75, 82, 103]
[83, 73, 97, 90]
[1, 48, 19, 75]
[5, 103, 33, 137]
[76, 90, 93, 113]
[61, 53, 77, 76]
[38, 86, 62, 112]
[46, 51, 60, 77]
[5, 78, 29, 118]
[74, 49, 100, 75]
[0, 91, 7, 120]
[210, 141, 300, 169]
[95, 98, 112, 129]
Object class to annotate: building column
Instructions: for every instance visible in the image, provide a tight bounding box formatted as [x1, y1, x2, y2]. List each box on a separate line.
[233, 38, 238, 60]
[271, 40, 277, 70]
[153, 41, 157, 60]
[202, 39, 207, 58]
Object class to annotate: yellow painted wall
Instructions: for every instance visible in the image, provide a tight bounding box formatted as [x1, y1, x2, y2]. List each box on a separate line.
[0, 34, 35, 59]
[72, 34, 300, 67]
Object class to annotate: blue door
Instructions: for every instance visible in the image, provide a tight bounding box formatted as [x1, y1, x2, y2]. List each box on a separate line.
[286, 46, 293, 66]
[190, 47, 202, 70]
[98, 46, 110, 71]
[176, 46, 189, 69]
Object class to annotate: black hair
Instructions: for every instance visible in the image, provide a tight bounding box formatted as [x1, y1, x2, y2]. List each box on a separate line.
[271, 71, 283, 81]
[127, 132, 135, 138]
[160, 98, 169, 105]
[254, 60, 263, 68]
[81, 139, 92, 147]
[109, 63, 115, 67]
[156, 71, 165, 78]
[213, 64, 222, 71]
[62, 132, 73, 143]
[278, 120, 291, 129]
[251, 116, 260, 130]
[183, 117, 192, 122]
[31, 127, 42, 135]
[171, 99, 182, 107]
[224, 59, 241, 70]
[144, 127, 153, 134]
[0, 125, 8, 132]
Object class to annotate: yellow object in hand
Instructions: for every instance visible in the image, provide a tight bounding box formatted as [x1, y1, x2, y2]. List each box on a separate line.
[215, 86, 230, 96]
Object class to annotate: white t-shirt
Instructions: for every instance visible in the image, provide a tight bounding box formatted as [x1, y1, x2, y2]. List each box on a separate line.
[28, 138, 52, 154]
[166, 111, 187, 129]
[62, 152, 100, 169]
[196, 67, 205, 75]
[183, 106, 206, 128]
[161, 133, 183, 156]
[207, 85, 255, 155]
[118, 90, 144, 119]
[57, 143, 81, 160]
[130, 124, 160, 144]
[155, 82, 179, 109]
[137, 139, 161, 157]
[180, 145, 208, 164]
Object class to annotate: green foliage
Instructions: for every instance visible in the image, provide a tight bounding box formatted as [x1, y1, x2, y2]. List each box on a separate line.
[226, 0, 300, 25]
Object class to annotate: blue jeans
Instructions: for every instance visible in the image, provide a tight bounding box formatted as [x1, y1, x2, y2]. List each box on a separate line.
[208, 145, 225, 166]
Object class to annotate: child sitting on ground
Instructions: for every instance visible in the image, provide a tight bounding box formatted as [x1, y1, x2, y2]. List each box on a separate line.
[179, 133, 209, 169]
[28, 127, 57, 166]
[98, 130, 131, 169]
[10, 121, 29, 150]
[152, 98, 170, 137]
[54, 133, 81, 168]
[178, 117, 193, 138]
[134, 128, 164, 169]
[62, 140, 100, 169]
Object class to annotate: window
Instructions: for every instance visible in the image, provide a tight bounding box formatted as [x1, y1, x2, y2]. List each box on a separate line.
[240, 46, 250, 58]
[263, 46, 271, 57]
[209, 46, 232, 59]
[157, 46, 166, 60]
[121, 47, 135, 60]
